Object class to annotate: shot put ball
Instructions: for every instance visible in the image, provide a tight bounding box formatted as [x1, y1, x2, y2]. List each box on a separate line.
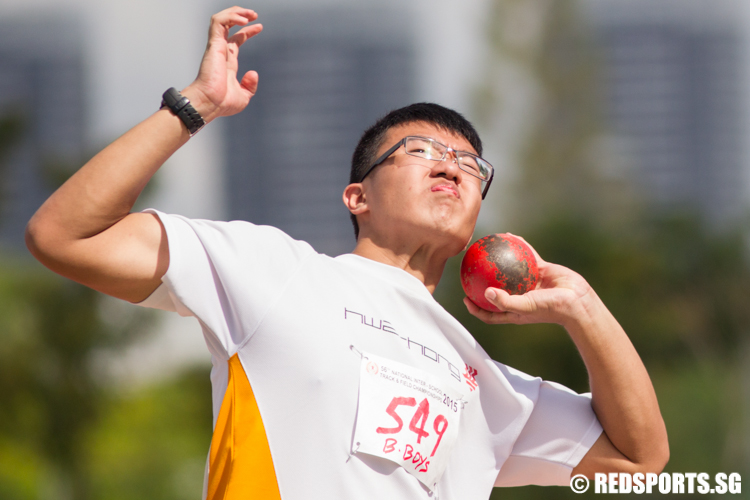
[460, 233, 539, 311]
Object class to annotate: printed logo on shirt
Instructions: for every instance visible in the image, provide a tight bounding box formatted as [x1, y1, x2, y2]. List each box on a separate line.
[463, 364, 478, 391]
[344, 308, 467, 385]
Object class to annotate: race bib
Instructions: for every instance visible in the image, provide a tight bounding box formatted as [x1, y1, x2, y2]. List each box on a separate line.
[352, 352, 464, 491]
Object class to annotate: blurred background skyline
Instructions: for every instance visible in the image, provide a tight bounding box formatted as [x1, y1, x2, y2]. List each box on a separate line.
[1, 0, 750, 498]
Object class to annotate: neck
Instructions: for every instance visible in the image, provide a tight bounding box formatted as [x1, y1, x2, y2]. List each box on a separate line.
[351, 235, 455, 294]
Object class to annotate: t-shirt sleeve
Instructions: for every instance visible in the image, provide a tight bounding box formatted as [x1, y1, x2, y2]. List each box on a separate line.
[135, 209, 317, 355]
[494, 363, 603, 487]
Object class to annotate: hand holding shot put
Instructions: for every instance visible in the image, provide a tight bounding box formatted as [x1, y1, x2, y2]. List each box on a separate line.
[462, 233, 590, 326]
[25, 5, 668, 499]
[461, 232, 666, 478]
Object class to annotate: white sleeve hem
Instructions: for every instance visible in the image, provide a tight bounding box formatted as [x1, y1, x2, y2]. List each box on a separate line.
[564, 414, 604, 468]
[134, 282, 176, 312]
[494, 456, 574, 487]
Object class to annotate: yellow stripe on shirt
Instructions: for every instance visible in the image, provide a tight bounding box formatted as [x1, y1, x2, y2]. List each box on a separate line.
[207, 354, 282, 500]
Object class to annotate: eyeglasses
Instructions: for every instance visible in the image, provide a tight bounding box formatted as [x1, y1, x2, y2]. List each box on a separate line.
[359, 136, 494, 199]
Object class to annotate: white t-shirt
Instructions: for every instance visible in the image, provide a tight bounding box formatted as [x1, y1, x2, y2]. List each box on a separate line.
[139, 210, 602, 500]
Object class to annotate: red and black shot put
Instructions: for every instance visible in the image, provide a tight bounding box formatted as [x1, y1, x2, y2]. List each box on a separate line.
[460, 233, 539, 311]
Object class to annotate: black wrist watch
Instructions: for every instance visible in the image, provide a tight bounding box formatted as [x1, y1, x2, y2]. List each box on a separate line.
[160, 87, 205, 136]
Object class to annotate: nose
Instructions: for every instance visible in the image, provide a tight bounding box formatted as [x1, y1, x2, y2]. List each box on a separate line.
[433, 149, 462, 183]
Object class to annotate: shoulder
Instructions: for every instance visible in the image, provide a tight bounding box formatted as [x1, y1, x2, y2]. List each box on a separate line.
[146, 209, 318, 256]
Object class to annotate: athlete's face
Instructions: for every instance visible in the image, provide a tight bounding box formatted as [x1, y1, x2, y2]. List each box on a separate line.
[353, 122, 483, 255]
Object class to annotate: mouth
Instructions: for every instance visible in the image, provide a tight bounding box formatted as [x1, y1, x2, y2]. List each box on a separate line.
[432, 183, 460, 198]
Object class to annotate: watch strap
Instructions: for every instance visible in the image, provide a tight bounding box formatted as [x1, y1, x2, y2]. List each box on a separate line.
[160, 87, 205, 136]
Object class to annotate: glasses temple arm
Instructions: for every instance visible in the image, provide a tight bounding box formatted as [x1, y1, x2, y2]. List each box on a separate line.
[358, 138, 406, 182]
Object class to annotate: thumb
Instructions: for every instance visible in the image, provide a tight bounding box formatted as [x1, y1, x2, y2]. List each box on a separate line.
[485, 288, 536, 315]
[240, 70, 259, 95]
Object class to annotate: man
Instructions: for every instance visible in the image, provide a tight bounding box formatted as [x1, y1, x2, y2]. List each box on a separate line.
[25, 7, 668, 500]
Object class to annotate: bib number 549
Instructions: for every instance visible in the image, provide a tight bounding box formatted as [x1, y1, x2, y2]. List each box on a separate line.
[376, 396, 448, 457]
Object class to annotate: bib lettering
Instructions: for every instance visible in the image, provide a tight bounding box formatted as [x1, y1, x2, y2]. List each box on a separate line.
[353, 352, 464, 490]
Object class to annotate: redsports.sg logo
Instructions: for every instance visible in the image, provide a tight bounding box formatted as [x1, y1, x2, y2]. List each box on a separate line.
[570, 472, 742, 494]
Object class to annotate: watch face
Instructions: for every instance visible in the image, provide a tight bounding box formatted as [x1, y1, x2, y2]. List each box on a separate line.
[163, 88, 181, 107]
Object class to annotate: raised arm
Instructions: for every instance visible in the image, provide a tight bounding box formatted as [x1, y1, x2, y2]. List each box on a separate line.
[464, 240, 669, 477]
[25, 7, 263, 303]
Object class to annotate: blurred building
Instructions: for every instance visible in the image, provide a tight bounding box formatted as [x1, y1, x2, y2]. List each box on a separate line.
[224, 7, 415, 256]
[0, 18, 86, 249]
[585, 0, 747, 227]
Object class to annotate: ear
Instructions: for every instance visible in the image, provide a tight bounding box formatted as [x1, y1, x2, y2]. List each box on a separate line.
[342, 183, 368, 215]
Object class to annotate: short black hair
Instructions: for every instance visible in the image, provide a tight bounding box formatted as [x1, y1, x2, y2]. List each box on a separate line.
[348, 103, 483, 239]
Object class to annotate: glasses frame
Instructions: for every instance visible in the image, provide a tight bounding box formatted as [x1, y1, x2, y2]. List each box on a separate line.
[358, 136, 494, 199]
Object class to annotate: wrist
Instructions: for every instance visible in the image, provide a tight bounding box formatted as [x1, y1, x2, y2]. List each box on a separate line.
[180, 86, 220, 124]
[558, 283, 600, 331]
[561, 286, 614, 342]
[160, 87, 206, 136]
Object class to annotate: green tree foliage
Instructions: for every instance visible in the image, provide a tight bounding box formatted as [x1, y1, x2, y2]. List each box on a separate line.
[0, 83, 172, 500]
[0, 262, 153, 499]
[0, 259, 212, 500]
[85, 367, 212, 500]
[0, 112, 25, 218]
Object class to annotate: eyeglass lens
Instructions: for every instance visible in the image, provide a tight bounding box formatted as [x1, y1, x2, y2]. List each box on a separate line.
[404, 137, 491, 181]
